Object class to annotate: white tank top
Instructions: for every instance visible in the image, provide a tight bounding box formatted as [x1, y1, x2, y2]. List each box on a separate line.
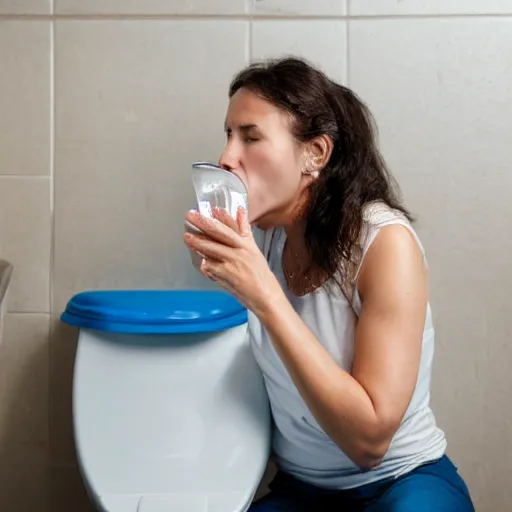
[248, 201, 447, 489]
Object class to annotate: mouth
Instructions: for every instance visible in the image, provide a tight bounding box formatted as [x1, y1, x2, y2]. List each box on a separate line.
[231, 172, 249, 191]
[193, 162, 249, 191]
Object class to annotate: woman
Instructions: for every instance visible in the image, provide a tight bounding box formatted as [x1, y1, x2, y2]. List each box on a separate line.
[183, 57, 474, 511]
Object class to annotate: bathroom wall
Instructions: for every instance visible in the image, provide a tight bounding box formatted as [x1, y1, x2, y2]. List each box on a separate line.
[0, 0, 511, 510]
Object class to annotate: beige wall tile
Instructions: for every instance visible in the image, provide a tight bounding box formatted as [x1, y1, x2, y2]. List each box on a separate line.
[0, 314, 49, 467]
[251, 0, 346, 16]
[349, 18, 512, 511]
[0, 177, 51, 312]
[53, 20, 246, 312]
[0, 464, 49, 511]
[252, 20, 346, 83]
[49, 317, 78, 466]
[0, 21, 51, 176]
[0, 0, 51, 14]
[349, 0, 512, 16]
[56, 0, 247, 15]
[50, 466, 96, 512]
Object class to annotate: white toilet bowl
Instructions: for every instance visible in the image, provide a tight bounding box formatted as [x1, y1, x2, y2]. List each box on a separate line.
[61, 290, 271, 512]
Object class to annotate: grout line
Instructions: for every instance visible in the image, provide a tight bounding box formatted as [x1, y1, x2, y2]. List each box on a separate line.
[49, 18, 55, 318]
[247, 17, 253, 63]
[245, 0, 253, 16]
[48, 16, 55, 451]
[345, 17, 350, 86]
[346, 12, 512, 20]
[1, 13, 512, 21]
[0, 174, 50, 179]
[6, 311, 51, 315]
[246, 0, 253, 62]
[48, 20, 56, 450]
[345, 12, 512, 19]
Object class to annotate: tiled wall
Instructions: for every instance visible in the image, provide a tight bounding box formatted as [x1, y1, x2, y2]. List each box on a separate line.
[1, 1, 511, 510]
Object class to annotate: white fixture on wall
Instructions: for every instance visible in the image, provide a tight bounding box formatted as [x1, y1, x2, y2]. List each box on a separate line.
[61, 289, 271, 512]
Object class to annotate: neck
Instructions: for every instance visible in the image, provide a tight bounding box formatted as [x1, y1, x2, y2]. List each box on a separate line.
[284, 221, 310, 266]
[283, 221, 304, 239]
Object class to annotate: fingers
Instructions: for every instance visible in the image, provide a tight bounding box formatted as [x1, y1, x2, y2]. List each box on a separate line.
[212, 207, 239, 232]
[183, 231, 236, 261]
[201, 257, 221, 278]
[200, 258, 215, 280]
[185, 209, 241, 248]
[237, 207, 252, 237]
[200, 259, 239, 300]
[201, 258, 236, 290]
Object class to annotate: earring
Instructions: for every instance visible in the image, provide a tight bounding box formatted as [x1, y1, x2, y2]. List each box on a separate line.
[301, 167, 319, 179]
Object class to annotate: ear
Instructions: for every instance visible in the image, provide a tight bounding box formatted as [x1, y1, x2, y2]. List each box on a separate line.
[303, 134, 333, 176]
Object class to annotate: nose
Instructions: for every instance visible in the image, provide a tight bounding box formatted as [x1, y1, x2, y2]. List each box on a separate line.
[219, 139, 240, 172]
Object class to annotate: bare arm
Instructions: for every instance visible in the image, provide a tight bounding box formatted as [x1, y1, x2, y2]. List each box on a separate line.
[258, 225, 428, 468]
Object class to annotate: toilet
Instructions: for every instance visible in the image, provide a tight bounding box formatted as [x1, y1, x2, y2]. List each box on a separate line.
[61, 289, 271, 512]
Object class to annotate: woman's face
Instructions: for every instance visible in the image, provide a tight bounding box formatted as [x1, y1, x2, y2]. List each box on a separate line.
[219, 88, 310, 229]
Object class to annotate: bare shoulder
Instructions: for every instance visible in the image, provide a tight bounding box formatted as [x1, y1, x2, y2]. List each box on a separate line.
[357, 224, 428, 304]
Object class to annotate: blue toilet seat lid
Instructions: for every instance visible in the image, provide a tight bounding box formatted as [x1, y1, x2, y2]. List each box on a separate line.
[60, 290, 247, 334]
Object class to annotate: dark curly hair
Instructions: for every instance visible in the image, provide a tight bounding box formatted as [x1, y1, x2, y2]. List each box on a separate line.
[229, 57, 412, 294]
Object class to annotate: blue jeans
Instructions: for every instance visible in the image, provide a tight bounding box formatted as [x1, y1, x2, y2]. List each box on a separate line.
[250, 455, 474, 511]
